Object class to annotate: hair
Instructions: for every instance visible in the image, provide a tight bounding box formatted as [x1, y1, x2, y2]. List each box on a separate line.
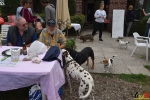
[100, 3, 104, 7]
[15, 17, 26, 25]
[40, 0, 49, 4]
[21, 0, 31, 6]
[128, 5, 133, 10]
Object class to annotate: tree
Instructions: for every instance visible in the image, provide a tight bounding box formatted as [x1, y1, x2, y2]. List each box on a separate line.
[68, 0, 76, 16]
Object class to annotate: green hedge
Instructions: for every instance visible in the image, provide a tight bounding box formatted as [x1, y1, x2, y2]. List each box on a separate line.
[127, 17, 148, 36]
[68, 0, 76, 16]
[1, 0, 19, 21]
[70, 14, 85, 28]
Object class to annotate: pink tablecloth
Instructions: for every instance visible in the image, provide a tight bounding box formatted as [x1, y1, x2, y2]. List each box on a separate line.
[0, 46, 65, 100]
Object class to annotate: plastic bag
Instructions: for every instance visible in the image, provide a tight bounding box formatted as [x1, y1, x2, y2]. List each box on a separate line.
[29, 84, 42, 100]
[28, 41, 47, 55]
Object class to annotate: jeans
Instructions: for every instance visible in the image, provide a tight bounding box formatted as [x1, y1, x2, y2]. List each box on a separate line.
[144, 23, 150, 37]
[126, 22, 133, 36]
[92, 21, 104, 39]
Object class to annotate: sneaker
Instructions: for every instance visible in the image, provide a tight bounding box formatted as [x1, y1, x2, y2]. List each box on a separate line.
[99, 38, 103, 41]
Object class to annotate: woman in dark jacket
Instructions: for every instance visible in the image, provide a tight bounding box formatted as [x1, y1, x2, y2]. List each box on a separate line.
[125, 5, 134, 37]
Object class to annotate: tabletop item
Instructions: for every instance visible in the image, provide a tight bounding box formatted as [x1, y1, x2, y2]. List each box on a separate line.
[1, 56, 9, 61]
[22, 42, 27, 55]
[28, 41, 47, 55]
[32, 57, 41, 64]
[2, 49, 11, 56]
[42, 46, 63, 68]
[11, 48, 20, 62]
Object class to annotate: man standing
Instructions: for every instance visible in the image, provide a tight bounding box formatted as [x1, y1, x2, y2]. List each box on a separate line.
[143, 9, 150, 37]
[40, 0, 56, 23]
[39, 19, 66, 49]
[7, 17, 37, 47]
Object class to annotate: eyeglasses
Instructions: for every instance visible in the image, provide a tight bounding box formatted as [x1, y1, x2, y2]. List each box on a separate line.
[22, 23, 28, 27]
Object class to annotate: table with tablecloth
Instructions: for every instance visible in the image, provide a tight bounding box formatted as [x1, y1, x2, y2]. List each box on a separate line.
[0, 46, 65, 100]
[71, 23, 81, 36]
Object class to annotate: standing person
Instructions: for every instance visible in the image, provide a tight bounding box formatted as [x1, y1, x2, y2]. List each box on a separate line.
[40, 0, 56, 23]
[20, 0, 37, 26]
[143, 9, 150, 37]
[92, 3, 106, 41]
[16, 0, 33, 18]
[125, 5, 134, 37]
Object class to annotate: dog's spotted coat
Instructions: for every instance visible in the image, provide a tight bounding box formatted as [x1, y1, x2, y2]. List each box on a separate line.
[62, 49, 95, 100]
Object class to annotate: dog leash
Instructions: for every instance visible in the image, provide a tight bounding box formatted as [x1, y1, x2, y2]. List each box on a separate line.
[66, 59, 74, 65]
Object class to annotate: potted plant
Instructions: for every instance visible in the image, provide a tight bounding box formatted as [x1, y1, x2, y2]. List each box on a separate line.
[66, 38, 76, 49]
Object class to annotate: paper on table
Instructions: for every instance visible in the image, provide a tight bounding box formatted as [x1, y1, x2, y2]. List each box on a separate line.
[0, 57, 22, 67]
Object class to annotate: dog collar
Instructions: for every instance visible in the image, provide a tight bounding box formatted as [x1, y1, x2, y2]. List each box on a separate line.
[74, 53, 78, 60]
[66, 59, 74, 65]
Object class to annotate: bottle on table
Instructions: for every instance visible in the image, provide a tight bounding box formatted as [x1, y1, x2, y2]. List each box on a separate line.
[22, 42, 27, 55]
[0, 38, 2, 48]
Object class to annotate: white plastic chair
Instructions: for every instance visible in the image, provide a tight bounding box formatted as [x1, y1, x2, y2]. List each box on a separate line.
[0, 25, 11, 41]
[130, 32, 150, 61]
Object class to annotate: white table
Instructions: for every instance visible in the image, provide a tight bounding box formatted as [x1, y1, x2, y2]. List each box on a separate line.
[0, 46, 65, 100]
[70, 23, 81, 36]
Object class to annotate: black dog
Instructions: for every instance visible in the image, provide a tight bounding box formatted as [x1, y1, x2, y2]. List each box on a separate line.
[65, 47, 94, 69]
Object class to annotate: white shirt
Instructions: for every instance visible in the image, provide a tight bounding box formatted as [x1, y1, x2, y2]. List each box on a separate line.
[147, 12, 150, 23]
[16, 6, 32, 18]
[94, 9, 106, 23]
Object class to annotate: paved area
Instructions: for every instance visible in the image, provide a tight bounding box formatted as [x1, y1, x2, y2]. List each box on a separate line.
[68, 29, 150, 76]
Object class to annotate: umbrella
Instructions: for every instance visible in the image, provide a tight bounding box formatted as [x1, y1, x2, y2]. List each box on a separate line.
[56, 0, 71, 31]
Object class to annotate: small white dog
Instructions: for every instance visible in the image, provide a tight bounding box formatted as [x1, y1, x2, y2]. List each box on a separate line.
[62, 49, 95, 100]
[116, 39, 130, 49]
[101, 56, 116, 73]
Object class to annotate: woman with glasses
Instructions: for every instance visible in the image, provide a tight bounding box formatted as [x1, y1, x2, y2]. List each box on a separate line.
[20, 0, 37, 26]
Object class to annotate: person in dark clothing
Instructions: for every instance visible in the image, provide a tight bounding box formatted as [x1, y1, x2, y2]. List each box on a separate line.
[7, 17, 37, 47]
[125, 5, 134, 37]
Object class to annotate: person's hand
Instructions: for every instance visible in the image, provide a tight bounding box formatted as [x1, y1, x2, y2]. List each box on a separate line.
[143, 9, 145, 12]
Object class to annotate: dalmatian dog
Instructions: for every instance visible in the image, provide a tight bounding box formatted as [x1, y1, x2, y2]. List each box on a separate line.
[100, 56, 117, 73]
[62, 49, 95, 100]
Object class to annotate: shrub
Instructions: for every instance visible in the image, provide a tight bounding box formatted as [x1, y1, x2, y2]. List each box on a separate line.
[70, 14, 85, 28]
[126, 17, 148, 36]
[68, 0, 76, 16]
[1, 0, 19, 21]
[66, 38, 75, 49]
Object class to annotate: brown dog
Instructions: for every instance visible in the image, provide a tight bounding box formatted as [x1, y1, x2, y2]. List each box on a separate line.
[79, 34, 94, 42]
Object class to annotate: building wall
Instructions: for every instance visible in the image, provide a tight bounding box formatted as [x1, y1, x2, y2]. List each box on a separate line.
[76, 0, 83, 14]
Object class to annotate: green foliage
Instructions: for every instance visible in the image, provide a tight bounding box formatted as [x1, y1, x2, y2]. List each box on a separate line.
[126, 18, 148, 36]
[118, 74, 148, 86]
[144, 65, 150, 72]
[1, 0, 20, 21]
[68, 0, 76, 16]
[70, 14, 85, 28]
[66, 38, 75, 49]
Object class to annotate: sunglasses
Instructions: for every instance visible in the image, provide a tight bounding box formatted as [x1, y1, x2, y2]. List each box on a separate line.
[22, 23, 28, 27]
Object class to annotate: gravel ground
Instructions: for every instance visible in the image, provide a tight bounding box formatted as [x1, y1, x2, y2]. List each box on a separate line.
[61, 73, 150, 100]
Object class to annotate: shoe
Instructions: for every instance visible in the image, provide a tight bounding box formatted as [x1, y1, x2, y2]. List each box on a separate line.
[99, 38, 103, 41]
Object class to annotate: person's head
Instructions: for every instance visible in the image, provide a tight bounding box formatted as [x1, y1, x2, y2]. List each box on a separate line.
[15, 17, 28, 31]
[128, 5, 133, 10]
[100, 3, 104, 10]
[21, 0, 31, 8]
[40, 0, 49, 6]
[47, 19, 56, 35]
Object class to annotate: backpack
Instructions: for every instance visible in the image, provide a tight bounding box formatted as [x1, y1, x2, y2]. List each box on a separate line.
[42, 46, 63, 68]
